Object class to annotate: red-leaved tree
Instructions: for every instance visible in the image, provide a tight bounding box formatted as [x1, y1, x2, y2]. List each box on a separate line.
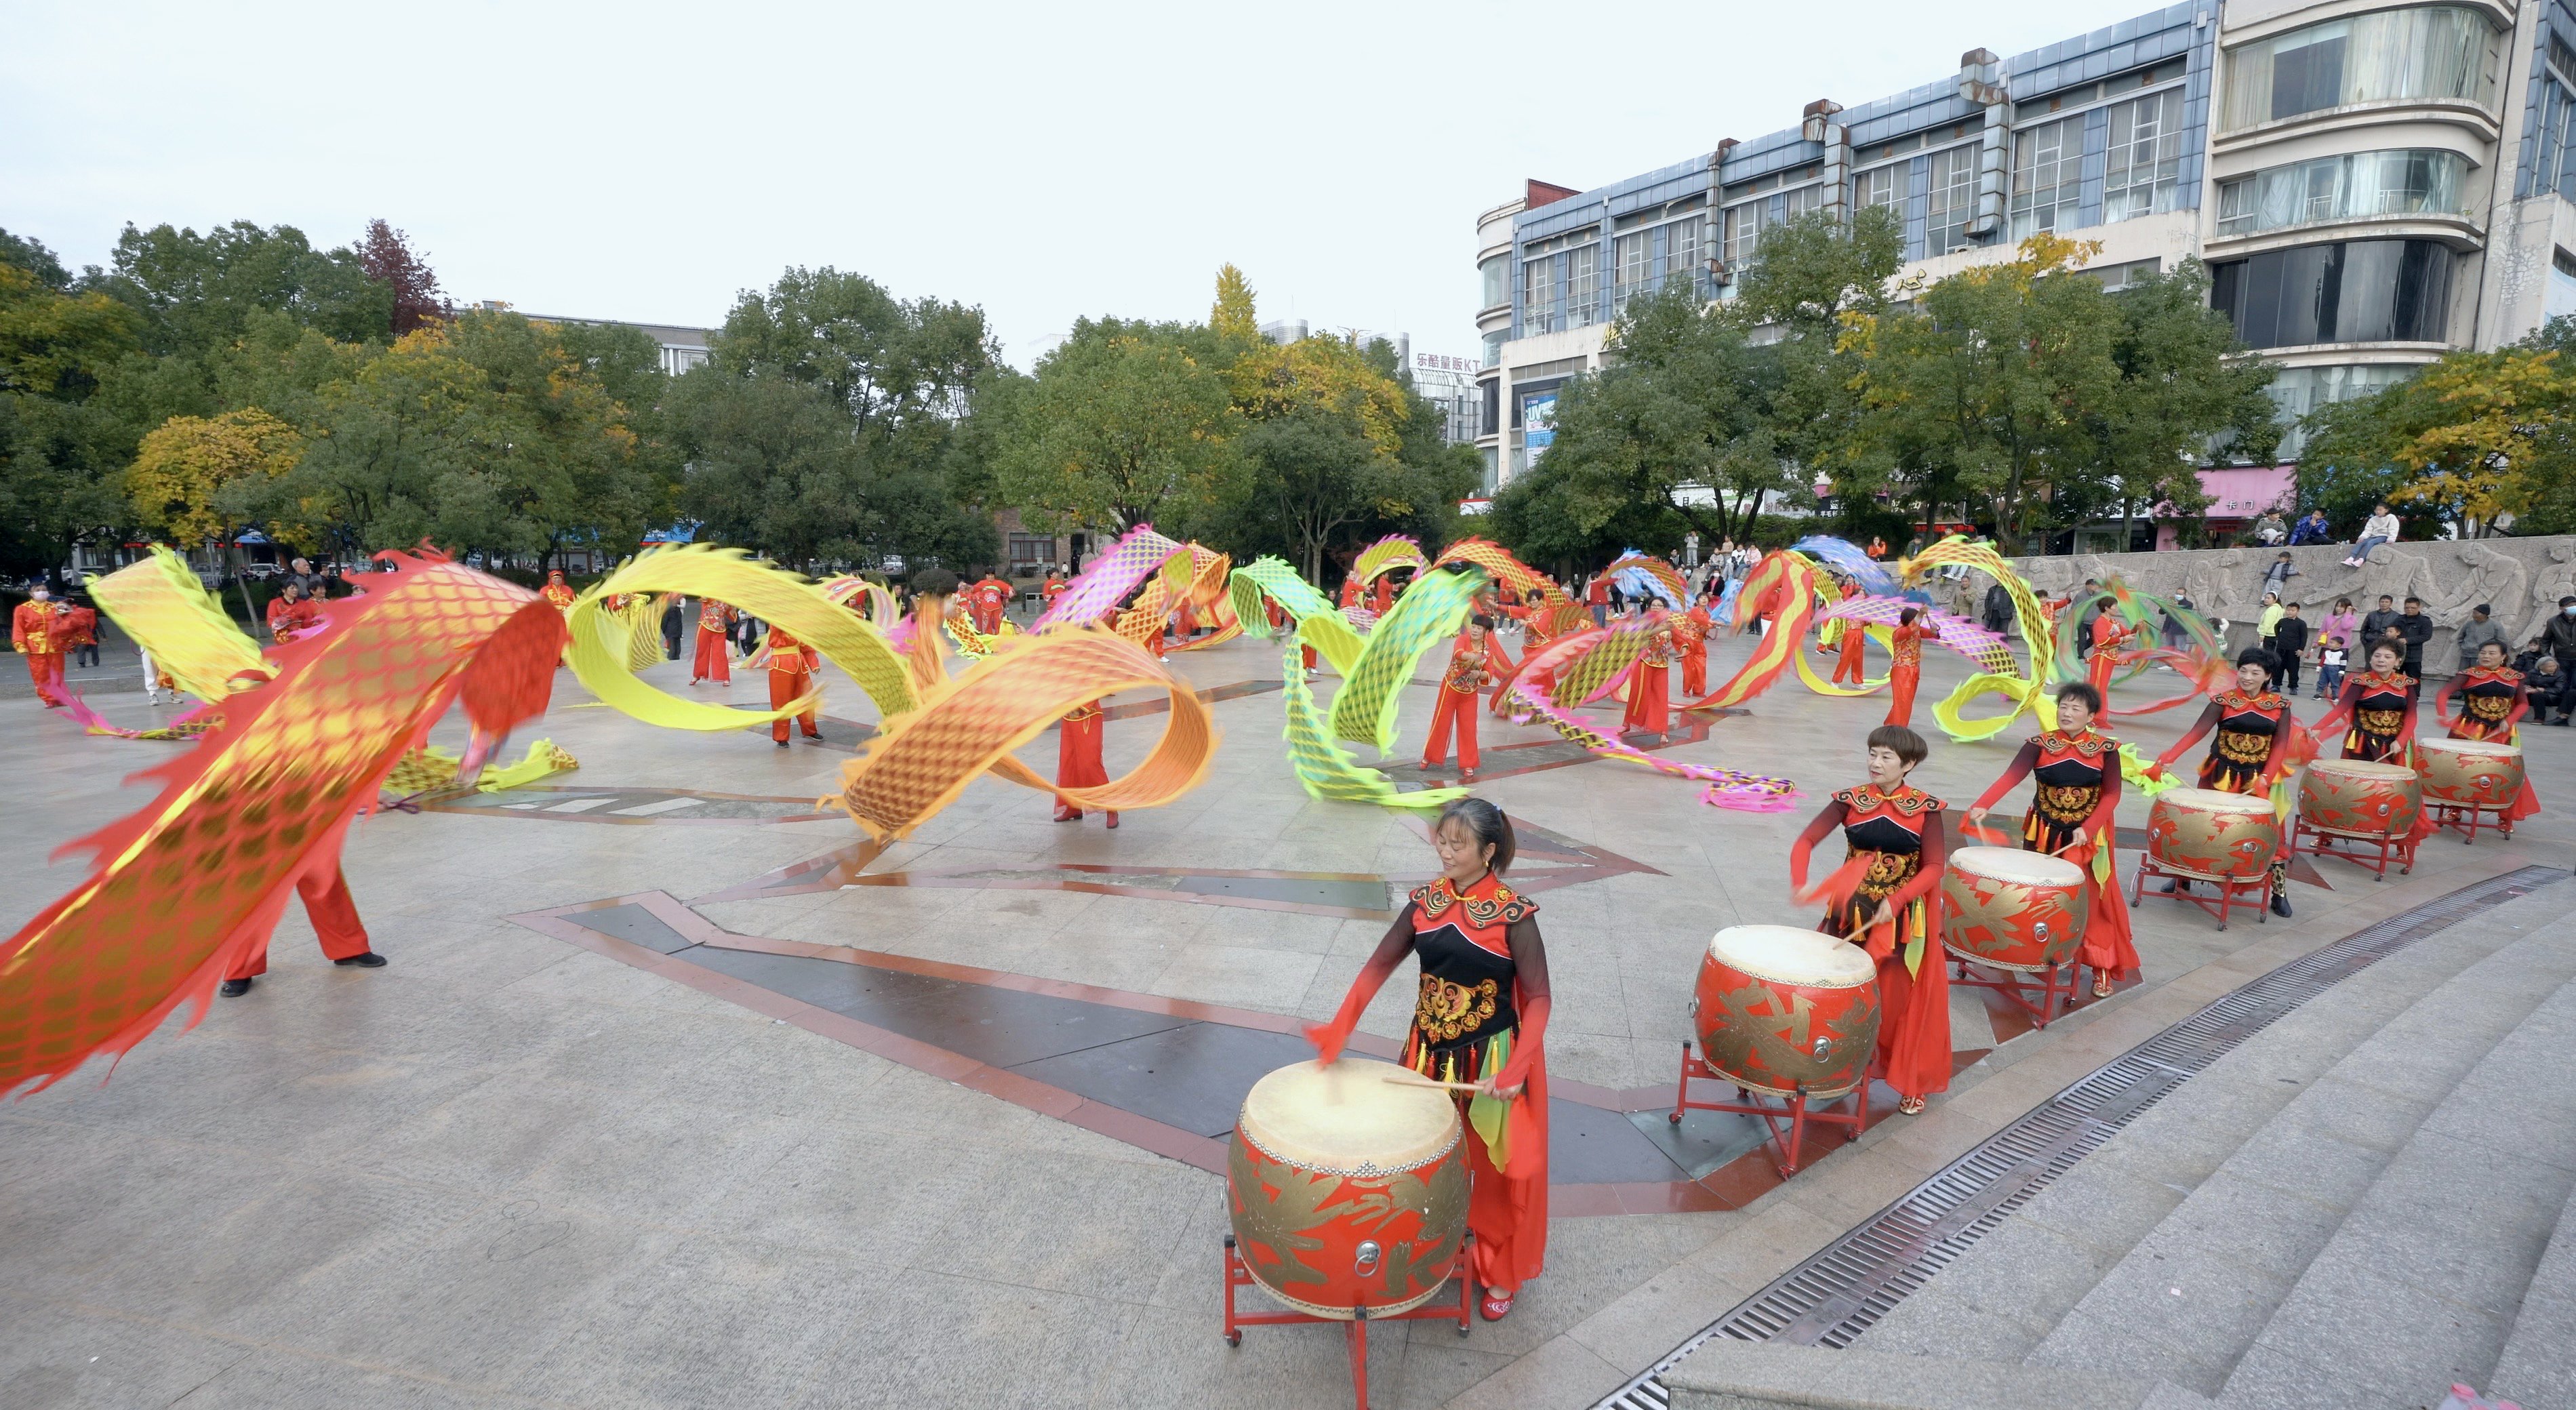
[359, 219, 445, 335]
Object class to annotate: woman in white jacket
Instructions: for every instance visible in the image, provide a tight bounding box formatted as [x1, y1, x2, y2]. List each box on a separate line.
[2341, 503, 2402, 567]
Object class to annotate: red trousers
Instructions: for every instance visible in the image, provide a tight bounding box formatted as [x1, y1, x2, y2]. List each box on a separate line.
[1680, 650, 1707, 698]
[1885, 663, 1918, 727]
[692, 626, 730, 683]
[22, 651, 65, 705]
[1056, 710, 1110, 820]
[1832, 628, 1867, 685]
[228, 864, 371, 980]
[769, 668, 819, 741]
[1621, 665, 1670, 734]
[1870, 948, 1951, 1102]
[1423, 686, 1479, 771]
[1466, 1072, 1548, 1293]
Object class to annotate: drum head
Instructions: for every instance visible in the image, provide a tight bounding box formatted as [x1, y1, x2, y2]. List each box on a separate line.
[2421, 738, 2520, 759]
[1950, 845, 2084, 887]
[1708, 924, 1876, 988]
[2310, 759, 2416, 782]
[1240, 1058, 1460, 1171]
[2160, 786, 2272, 814]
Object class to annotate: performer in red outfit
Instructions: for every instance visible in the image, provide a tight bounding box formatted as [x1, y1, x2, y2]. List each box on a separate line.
[220, 848, 385, 995]
[1340, 575, 1363, 611]
[1674, 596, 1712, 698]
[2314, 641, 2419, 764]
[1829, 616, 1869, 686]
[2154, 649, 2298, 918]
[1884, 608, 1926, 727]
[969, 575, 1011, 633]
[541, 569, 577, 614]
[765, 623, 823, 744]
[1053, 699, 1117, 827]
[264, 582, 319, 644]
[1308, 799, 1548, 1321]
[1371, 574, 1395, 616]
[1620, 621, 1674, 734]
[691, 597, 736, 685]
[1040, 571, 1067, 610]
[1423, 617, 1494, 773]
[2087, 614, 2132, 702]
[11, 585, 70, 705]
[2434, 640, 2541, 822]
[1788, 725, 1950, 1113]
[1966, 683, 2138, 995]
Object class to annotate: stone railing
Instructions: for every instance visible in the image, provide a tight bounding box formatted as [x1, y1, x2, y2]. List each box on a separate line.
[1918, 537, 2576, 681]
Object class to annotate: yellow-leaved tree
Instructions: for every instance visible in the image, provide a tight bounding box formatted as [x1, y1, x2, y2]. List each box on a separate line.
[125, 407, 304, 548]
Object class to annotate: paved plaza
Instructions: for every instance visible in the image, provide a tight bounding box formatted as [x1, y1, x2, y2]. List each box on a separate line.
[6, 624, 2573, 1409]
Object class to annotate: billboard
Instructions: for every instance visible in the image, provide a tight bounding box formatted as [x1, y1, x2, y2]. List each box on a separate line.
[1523, 391, 1557, 460]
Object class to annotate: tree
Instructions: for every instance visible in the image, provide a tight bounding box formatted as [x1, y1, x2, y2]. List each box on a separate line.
[2297, 333, 2576, 538]
[0, 228, 71, 290]
[89, 220, 393, 359]
[2076, 259, 2278, 547]
[1211, 264, 1260, 342]
[357, 220, 446, 334]
[127, 407, 302, 546]
[1487, 449, 1687, 576]
[988, 321, 1240, 531]
[0, 249, 144, 580]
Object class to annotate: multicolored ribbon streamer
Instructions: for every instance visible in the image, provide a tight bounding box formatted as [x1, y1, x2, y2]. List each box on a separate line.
[1818, 595, 2017, 674]
[1905, 536, 2057, 742]
[86, 546, 273, 700]
[1350, 534, 1428, 589]
[1032, 525, 1190, 634]
[1501, 620, 1800, 811]
[1605, 552, 1688, 607]
[0, 550, 565, 1095]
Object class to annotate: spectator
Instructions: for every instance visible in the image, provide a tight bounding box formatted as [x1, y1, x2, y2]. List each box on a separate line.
[2162, 595, 2194, 651]
[2260, 551, 2299, 597]
[2256, 592, 2285, 654]
[2530, 654, 2571, 725]
[2319, 597, 2358, 659]
[2394, 597, 2432, 691]
[2359, 594, 2400, 647]
[2455, 603, 2508, 671]
[2341, 502, 2401, 567]
[2272, 601, 2309, 695]
[661, 596, 686, 660]
[2289, 510, 2333, 546]
[2317, 634, 2348, 700]
[2531, 593, 2576, 677]
[1584, 573, 1610, 628]
[2074, 578, 2101, 655]
[283, 555, 325, 600]
[1981, 580, 2012, 634]
[2253, 510, 2288, 546]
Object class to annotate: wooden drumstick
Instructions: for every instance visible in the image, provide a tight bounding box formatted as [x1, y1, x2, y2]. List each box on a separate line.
[1380, 1073, 1486, 1093]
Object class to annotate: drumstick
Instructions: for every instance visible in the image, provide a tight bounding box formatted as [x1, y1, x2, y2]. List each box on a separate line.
[1379, 1074, 1487, 1093]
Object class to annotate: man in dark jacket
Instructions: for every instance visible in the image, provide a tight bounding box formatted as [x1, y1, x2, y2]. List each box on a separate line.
[1981, 582, 2012, 634]
[2454, 603, 2509, 671]
[2531, 594, 2576, 677]
[661, 596, 686, 660]
[2270, 603, 2310, 695]
[2394, 597, 2433, 693]
[2359, 595, 2400, 647]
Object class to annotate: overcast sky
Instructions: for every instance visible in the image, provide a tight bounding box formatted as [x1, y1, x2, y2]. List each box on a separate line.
[5, 0, 2127, 369]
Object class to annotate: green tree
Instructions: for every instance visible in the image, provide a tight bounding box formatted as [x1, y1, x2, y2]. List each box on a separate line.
[2074, 259, 2279, 546]
[0, 242, 146, 580]
[988, 320, 1240, 532]
[2297, 324, 2576, 538]
[89, 220, 393, 359]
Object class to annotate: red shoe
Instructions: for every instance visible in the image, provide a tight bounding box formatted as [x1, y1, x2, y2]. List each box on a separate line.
[1105, 812, 1120, 829]
[1053, 806, 1081, 823]
[1480, 1287, 1514, 1321]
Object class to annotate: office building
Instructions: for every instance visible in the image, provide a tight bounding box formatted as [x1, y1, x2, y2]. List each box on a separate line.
[1261, 321, 1486, 447]
[1474, 0, 2576, 526]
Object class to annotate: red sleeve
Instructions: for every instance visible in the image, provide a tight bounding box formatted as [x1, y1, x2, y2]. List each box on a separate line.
[1489, 916, 1551, 1091]
[1305, 913, 1415, 1064]
[2314, 677, 2358, 737]
[1884, 812, 1947, 912]
[1788, 799, 1850, 892]
[2398, 686, 2421, 744]
[2156, 700, 2223, 769]
[2508, 680, 2530, 731]
[2431, 675, 2463, 731]
[1971, 741, 2042, 812]
[2082, 761, 2122, 841]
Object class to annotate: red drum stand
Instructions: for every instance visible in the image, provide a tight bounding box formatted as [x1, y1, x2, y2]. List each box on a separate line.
[1946, 950, 2082, 1028]
[1221, 1232, 1472, 1410]
[2129, 858, 2268, 931]
[2426, 801, 2514, 845]
[1668, 1041, 1872, 1177]
[2292, 818, 2416, 881]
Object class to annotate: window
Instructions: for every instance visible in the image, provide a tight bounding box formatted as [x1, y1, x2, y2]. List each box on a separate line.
[2009, 117, 2082, 239]
[2266, 364, 2415, 458]
[1479, 376, 1501, 438]
[1566, 244, 1601, 327]
[1523, 256, 1558, 334]
[1664, 216, 1702, 283]
[2102, 89, 2186, 222]
[2087, 258, 2162, 291]
[1479, 447, 1500, 495]
[2215, 150, 2468, 236]
[1007, 535, 1055, 569]
[1721, 199, 1767, 265]
[1479, 256, 1508, 310]
[2221, 7, 2501, 131]
[1853, 165, 1901, 210]
[1481, 330, 1504, 368]
[1613, 230, 1653, 313]
[1927, 144, 1980, 254]
[2209, 239, 2455, 348]
[2537, 78, 2576, 201]
[1781, 184, 1826, 222]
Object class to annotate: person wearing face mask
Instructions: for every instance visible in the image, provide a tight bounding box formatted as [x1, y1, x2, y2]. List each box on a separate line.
[2152, 650, 2299, 918]
[1965, 683, 2137, 998]
[12, 583, 72, 706]
[1788, 725, 1951, 1114]
[2529, 595, 2576, 679]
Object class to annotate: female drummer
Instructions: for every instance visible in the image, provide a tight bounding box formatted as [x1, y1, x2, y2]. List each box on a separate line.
[1963, 683, 2138, 996]
[1788, 725, 1950, 1114]
[2152, 649, 2296, 918]
[2313, 641, 2418, 763]
[2435, 640, 2529, 743]
[1307, 797, 1548, 1322]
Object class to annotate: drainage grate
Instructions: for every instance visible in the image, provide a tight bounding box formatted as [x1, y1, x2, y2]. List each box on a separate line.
[1592, 865, 2567, 1410]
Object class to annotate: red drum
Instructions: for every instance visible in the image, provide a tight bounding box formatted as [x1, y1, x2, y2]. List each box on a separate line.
[2147, 787, 2279, 880]
[2299, 759, 2421, 838]
[1228, 1059, 1468, 1319]
[2416, 738, 2525, 809]
[1941, 846, 2087, 972]
[1690, 924, 1881, 1099]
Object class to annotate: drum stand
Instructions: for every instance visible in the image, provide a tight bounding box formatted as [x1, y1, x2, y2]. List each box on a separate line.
[2129, 857, 2268, 931]
[1221, 1232, 1472, 1410]
[1945, 947, 2080, 1028]
[1668, 1042, 1870, 1177]
[2292, 818, 2415, 881]
[2425, 801, 2512, 845]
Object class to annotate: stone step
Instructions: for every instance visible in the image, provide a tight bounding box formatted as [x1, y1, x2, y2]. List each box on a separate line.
[2213, 951, 2576, 1409]
[1849, 889, 2568, 1367]
[2024, 904, 2576, 1397]
[2487, 1174, 2576, 1408]
[1661, 1341, 2205, 1410]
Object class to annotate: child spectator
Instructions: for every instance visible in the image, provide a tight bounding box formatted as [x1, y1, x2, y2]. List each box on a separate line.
[2317, 634, 2348, 699]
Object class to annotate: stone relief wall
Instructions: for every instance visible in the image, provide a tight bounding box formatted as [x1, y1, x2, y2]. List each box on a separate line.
[1916, 537, 2576, 681]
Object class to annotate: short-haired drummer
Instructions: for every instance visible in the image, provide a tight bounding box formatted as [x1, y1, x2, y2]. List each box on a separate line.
[1308, 798, 1550, 1323]
[1786, 725, 1951, 1114]
[2432, 640, 2543, 825]
[1964, 683, 2139, 997]
[2151, 649, 2298, 918]
[2312, 639, 2419, 765]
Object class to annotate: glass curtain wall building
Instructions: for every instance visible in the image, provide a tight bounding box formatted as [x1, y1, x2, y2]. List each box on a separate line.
[1472, 0, 2576, 497]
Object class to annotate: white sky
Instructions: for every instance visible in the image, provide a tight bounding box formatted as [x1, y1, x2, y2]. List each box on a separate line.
[5, 0, 2125, 369]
